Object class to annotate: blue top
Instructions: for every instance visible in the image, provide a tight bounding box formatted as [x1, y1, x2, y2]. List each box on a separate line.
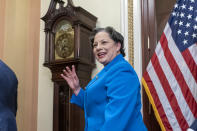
[0, 60, 18, 131]
[71, 54, 147, 131]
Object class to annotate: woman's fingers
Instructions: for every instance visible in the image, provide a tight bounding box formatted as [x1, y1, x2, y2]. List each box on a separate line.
[61, 65, 80, 95]
[61, 73, 74, 89]
[61, 65, 77, 80]
[61, 66, 76, 83]
[66, 66, 72, 74]
[72, 65, 76, 74]
[62, 67, 71, 77]
[61, 73, 70, 84]
[71, 65, 78, 81]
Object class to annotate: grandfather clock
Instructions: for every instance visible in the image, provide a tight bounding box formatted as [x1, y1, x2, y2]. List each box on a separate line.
[41, 0, 97, 131]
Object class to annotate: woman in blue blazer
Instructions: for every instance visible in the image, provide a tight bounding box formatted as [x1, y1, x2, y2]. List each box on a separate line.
[61, 26, 147, 131]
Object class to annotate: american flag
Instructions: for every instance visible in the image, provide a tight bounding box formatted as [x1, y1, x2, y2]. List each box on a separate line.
[142, 0, 197, 130]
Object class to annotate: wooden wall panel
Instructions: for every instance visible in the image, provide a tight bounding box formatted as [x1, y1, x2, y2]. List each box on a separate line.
[141, 0, 160, 130]
[0, 0, 6, 58]
[0, 0, 40, 131]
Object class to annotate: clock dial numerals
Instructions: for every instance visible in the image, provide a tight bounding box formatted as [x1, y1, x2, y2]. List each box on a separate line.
[56, 33, 74, 58]
[55, 20, 74, 60]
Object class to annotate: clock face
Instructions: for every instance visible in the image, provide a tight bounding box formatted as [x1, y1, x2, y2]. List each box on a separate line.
[55, 20, 74, 60]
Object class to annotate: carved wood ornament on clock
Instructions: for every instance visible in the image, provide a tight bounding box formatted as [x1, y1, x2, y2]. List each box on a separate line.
[41, 0, 97, 130]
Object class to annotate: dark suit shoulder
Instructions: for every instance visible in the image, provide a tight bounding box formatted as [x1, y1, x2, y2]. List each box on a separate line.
[0, 110, 17, 131]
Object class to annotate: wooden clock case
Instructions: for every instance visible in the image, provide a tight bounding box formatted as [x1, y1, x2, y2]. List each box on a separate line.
[41, 0, 97, 130]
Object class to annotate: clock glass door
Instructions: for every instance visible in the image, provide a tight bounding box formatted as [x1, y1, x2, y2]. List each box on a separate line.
[55, 20, 74, 60]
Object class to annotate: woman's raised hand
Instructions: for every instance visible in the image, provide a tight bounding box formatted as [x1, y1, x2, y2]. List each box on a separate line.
[61, 65, 81, 96]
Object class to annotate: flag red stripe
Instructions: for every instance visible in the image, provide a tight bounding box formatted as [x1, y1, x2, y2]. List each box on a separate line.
[143, 71, 172, 130]
[160, 33, 197, 118]
[182, 49, 197, 118]
[151, 52, 188, 130]
[182, 48, 197, 83]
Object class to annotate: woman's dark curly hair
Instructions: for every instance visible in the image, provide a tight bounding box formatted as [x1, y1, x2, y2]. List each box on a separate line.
[90, 26, 125, 57]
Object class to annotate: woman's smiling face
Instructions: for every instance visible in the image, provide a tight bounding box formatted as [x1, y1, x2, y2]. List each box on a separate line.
[93, 31, 121, 66]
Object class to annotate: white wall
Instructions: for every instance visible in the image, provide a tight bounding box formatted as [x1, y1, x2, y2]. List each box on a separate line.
[133, 0, 142, 79]
[38, 1, 54, 131]
[38, 0, 122, 131]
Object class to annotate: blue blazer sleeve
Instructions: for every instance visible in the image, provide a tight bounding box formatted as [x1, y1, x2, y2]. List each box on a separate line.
[70, 88, 85, 110]
[100, 64, 142, 131]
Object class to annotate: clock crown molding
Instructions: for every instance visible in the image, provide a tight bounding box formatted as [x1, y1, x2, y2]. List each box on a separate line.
[41, 0, 97, 83]
[41, 0, 97, 31]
